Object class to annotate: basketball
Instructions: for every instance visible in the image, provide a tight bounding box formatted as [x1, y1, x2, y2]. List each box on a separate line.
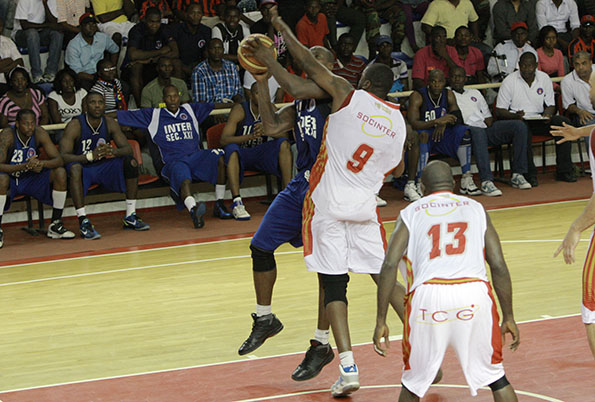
[237, 33, 277, 75]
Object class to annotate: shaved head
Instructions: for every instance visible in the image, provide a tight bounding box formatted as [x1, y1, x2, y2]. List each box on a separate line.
[310, 46, 335, 68]
[421, 161, 455, 194]
[358, 63, 394, 96]
[428, 68, 445, 81]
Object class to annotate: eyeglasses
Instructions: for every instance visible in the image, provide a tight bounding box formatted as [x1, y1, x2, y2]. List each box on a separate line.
[103, 67, 117, 72]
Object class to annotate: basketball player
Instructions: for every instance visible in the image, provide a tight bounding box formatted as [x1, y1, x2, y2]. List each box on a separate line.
[61, 92, 149, 240]
[242, 7, 408, 397]
[116, 85, 236, 228]
[0, 109, 75, 247]
[374, 160, 520, 401]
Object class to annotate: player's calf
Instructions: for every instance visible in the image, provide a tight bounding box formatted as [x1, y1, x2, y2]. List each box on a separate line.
[47, 167, 75, 240]
[489, 375, 517, 402]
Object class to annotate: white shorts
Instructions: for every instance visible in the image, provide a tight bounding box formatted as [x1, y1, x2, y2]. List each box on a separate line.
[98, 21, 136, 38]
[582, 231, 595, 324]
[402, 280, 505, 397]
[303, 204, 386, 275]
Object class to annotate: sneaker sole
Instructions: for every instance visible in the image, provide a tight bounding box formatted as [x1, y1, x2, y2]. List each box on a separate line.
[214, 211, 234, 220]
[482, 191, 502, 197]
[512, 184, 532, 190]
[194, 202, 207, 229]
[238, 322, 284, 356]
[234, 215, 251, 221]
[81, 234, 101, 240]
[291, 349, 335, 381]
[47, 232, 76, 239]
[122, 223, 151, 231]
[332, 382, 360, 397]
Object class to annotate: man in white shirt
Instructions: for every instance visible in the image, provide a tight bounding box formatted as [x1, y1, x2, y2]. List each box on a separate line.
[495, 52, 575, 186]
[0, 17, 25, 89]
[450, 66, 531, 194]
[488, 22, 538, 79]
[536, 0, 580, 51]
[562, 51, 595, 126]
[12, 0, 64, 83]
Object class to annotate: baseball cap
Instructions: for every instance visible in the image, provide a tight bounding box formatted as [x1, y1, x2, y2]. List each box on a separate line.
[259, 0, 278, 8]
[79, 12, 97, 26]
[376, 35, 393, 46]
[581, 15, 595, 26]
[510, 21, 528, 32]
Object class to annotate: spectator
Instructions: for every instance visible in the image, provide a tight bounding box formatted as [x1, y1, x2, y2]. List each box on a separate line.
[122, 7, 179, 107]
[46, 0, 88, 43]
[251, 0, 287, 61]
[371, 35, 408, 92]
[192, 38, 243, 107]
[420, 0, 479, 41]
[141, 56, 191, 108]
[198, 0, 226, 28]
[321, 0, 366, 50]
[48, 69, 88, 124]
[91, 0, 136, 45]
[0, 68, 48, 128]
[537, 26, 565, 85]
[91, 59, 128, 116]
[331, 33, 366, 88]
[212, 5, 249, 63]
[12, 0, 64, 84]
[569, 15, 595, 62]
[471, 0, 490, 41]
[495, 52, 575, 185]
[65, 13, 119, 91]
[450, 66, 531, 195]
[536, 0, 580, 52]
[0, 17, 25, 92]
[169, 2, 211, 80]
[400, 0, 428, 52]
[487, 22, 537, 79]
[450, 25, 486, 84]
[562, 51, 595, 127]
[352, 0, 406, 59]
[138, 0, 173, 20]
[411, 25, 458, 89]
[492, 0, 539, 44]
[296, 0, 330, 49]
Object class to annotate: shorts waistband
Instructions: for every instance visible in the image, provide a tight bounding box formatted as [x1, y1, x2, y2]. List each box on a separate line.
[423, 277, 484, 285]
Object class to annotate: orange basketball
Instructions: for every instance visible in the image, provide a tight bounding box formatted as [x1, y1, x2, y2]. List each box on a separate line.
[237, 33, 277, 75]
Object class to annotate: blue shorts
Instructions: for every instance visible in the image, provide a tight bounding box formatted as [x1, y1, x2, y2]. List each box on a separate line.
[251, 171, 309, 251]
[1, 170, 53, 211]
[223, 137, 287, 181]
[419, 124, 468, 159]
[67, 157, 127, 196]
[161, 149, 222, 209]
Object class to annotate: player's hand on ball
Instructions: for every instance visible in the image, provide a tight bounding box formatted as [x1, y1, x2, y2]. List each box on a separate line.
[501, 319, 520, 351]
[373, 322, 390, 356]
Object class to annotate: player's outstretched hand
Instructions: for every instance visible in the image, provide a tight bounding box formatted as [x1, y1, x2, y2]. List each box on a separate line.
[554, 227, 581, 264]
[501, 319, 520, 351]
[551, 122, 588, 144]
[373, 322, 390, 357]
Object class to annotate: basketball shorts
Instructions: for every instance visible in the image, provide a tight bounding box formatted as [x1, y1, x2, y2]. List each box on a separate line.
[402, 280, 505, 397]
[581, 229, 595, 324]
[302, 196, 387, 275]
[67, 158, 127, 196]
[224, 138, 288, 181]
[419, 124, 468, 159]
[251, 171, 309, 251]
[1, 170, 53, 211]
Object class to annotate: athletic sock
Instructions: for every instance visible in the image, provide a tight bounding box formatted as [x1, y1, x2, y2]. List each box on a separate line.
[233, 196, 242, 204]
[314, 329, 330, 345]
[125, 199, 136, 216]
[256, 304, 272, 317]
[0, 195, 6, 222]
[417, 142, 429, 180]
[339, 351, 355, 367]
[184, 196, 196, 212]
[76, 207, 86, 225]
[215, 184, 226, 200]
[51, 190, 66, 222]
[457, 144, 472, 174]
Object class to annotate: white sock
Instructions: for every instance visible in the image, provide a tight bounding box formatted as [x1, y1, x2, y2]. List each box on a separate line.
[126, 199, 136, 216]
[233, 196, 242, 204]
[0, 195, 5, 216]
[256, 304, 272, 317]
[407, 180, 415, 185]
[457, 144, 472, 174]
[339, 351, 355, 367]
[52, 190, 66, 210]
[184, 196, 196, 212]
[314, 329, 330, 345]
[215, 184, 226, 200]
[76, 207, 86, 217]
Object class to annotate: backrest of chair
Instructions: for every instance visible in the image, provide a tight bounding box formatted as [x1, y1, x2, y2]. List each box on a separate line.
[127, 139, 143, 165]
[206, 123, 226, 149]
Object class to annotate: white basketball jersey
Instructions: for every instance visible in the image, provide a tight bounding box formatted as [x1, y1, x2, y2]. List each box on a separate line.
[589, 129, 595, 191]
[309, 90, 406, 221]
[399, 192, 488, 293]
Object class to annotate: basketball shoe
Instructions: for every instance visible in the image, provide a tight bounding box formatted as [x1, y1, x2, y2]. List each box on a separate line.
[190, 202, 207, 228]
[238, 313, 283, 355]
[123, 213, 150, 230]
[47, 219, 75, 239]
[232, 199, 251, 220]
[331, 364, 360, 397]
[460, 172, 481, 196]
[292, 339, 334, 381]
[80, 218, 101, 240]
[213, 200, 233, 219]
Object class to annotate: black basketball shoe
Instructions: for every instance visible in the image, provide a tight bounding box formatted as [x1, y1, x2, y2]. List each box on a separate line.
[238, 313, 283, 355]
[291, 339, 335, 381]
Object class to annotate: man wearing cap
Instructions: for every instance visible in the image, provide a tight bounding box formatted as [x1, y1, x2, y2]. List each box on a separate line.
[492, 0, 539, 44]
[331, 32, 366, 88]
[536, 0, 580, 52]
[487, 21, 537, 79]
[371, 35, 408, 92]
[65, 13, 120, 90]
[568, 15, 595, 61]
[411, 25, 459, 89]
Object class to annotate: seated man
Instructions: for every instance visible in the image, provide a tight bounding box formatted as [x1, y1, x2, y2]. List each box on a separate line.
[450, 66, 531, 194]
[0, 109, 75, 247]
[420, 0, 479, 41]
[0, 17, 25, 92]
[296, 0, 330, 49]
[411, 25, 458, 90]
[568, 15, 595, 61]
[407, 68, 479, 199]
[492, 0, 539, 44]
[60, 92, 149, 240]
[221, 82, 293, 220]
[91, 59, 128, 116]
[141, 56, 191, 109]
[331, 33, 366, 88]
[450, 25, 486, 84]
[488, 22, 538, 79]
[91, 0, 136, 45]
[212, 5, 249, 64]
[536, 0, 579, 52]
[495, 52, 574, 185]
[116, 85, 237, 228]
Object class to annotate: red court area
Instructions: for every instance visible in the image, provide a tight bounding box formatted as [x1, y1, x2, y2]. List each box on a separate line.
[1, 316, 593, 402]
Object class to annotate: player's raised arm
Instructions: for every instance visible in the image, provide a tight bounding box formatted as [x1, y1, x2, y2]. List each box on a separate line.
[253, 73, 295, 137]
[35, 127, 63, 170]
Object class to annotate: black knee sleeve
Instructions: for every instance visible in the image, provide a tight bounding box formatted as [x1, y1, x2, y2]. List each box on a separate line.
[123, 155, 139, 179]
[250, 244, 276, 272]
[320, 273, 349, 306]
[488, 375, 510, 392]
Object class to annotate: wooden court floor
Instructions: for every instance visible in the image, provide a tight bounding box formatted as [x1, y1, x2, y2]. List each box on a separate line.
[0, 199, 593, 400]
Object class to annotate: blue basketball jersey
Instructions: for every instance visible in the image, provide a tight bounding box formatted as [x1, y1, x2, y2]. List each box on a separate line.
[293, 98, 331, 172]
[419, 87, 448, 123]
[235, 101, 264, 148]
[75, 114, 111, 156]
[116, 103, 214, 165]
[7, 127, 38, 178]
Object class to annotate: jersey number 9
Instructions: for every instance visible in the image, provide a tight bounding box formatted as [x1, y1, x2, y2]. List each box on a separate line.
[347, 144, 374, 173]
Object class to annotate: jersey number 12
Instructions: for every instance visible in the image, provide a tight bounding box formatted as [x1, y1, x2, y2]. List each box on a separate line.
[427, 222, 468, 259]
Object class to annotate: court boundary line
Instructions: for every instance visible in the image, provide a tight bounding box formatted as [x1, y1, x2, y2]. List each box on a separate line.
[0, 198, 589, 269]
[0, 313, 580, 395]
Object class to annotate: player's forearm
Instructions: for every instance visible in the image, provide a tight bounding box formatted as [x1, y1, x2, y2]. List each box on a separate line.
[491, 267, 515, 321]
[40, 156, 63, 170]
[114, 146, 132, 158]
[376, 262, 397, 324]
[409, 119, 436, 131]
[61, 152, 88, 164]
[0, 163, 27, 174]
[570, 193, 595, 233]
[256, 79, 282, 136]
[266, 60, 326, 100]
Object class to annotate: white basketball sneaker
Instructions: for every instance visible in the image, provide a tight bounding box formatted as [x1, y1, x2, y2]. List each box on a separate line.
[331, 364, 360, 397]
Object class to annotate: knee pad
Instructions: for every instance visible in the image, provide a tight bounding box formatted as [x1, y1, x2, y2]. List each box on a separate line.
[250, 244, 276, 272]
[488, 375, 510, 392]
[123, 155, 139, 179]
[320, 273, 349, 306]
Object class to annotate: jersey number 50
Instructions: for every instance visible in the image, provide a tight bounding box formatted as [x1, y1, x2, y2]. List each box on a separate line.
[427, 222, 468, 260]
[347, 144, 374, 173]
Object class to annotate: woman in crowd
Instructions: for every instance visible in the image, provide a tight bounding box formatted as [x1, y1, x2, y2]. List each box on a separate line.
[537, 25, 565, 91]
[48, 68, 87, 124]
[0, 67, 49, 128]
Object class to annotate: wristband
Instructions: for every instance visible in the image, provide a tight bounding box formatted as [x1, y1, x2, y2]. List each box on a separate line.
[86, 152, 94, 162]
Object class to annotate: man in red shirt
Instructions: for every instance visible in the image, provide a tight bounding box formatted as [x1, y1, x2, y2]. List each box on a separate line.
[412, 25, 458, 89]
[568, 15, 595, 62]
[331, 33, 367, 87]
[449, 25, 487, 84]
[296, 0, 331, 48]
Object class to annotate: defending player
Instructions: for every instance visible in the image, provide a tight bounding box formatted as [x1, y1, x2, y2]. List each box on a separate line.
[374, 161, 520, 401]
[116, 85, 236, 228]
[0, 109, 75, 247]
[61, 92, 149, 240]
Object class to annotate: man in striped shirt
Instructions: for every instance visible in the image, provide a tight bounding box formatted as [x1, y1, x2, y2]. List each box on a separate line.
[331, 33, 367, 87]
